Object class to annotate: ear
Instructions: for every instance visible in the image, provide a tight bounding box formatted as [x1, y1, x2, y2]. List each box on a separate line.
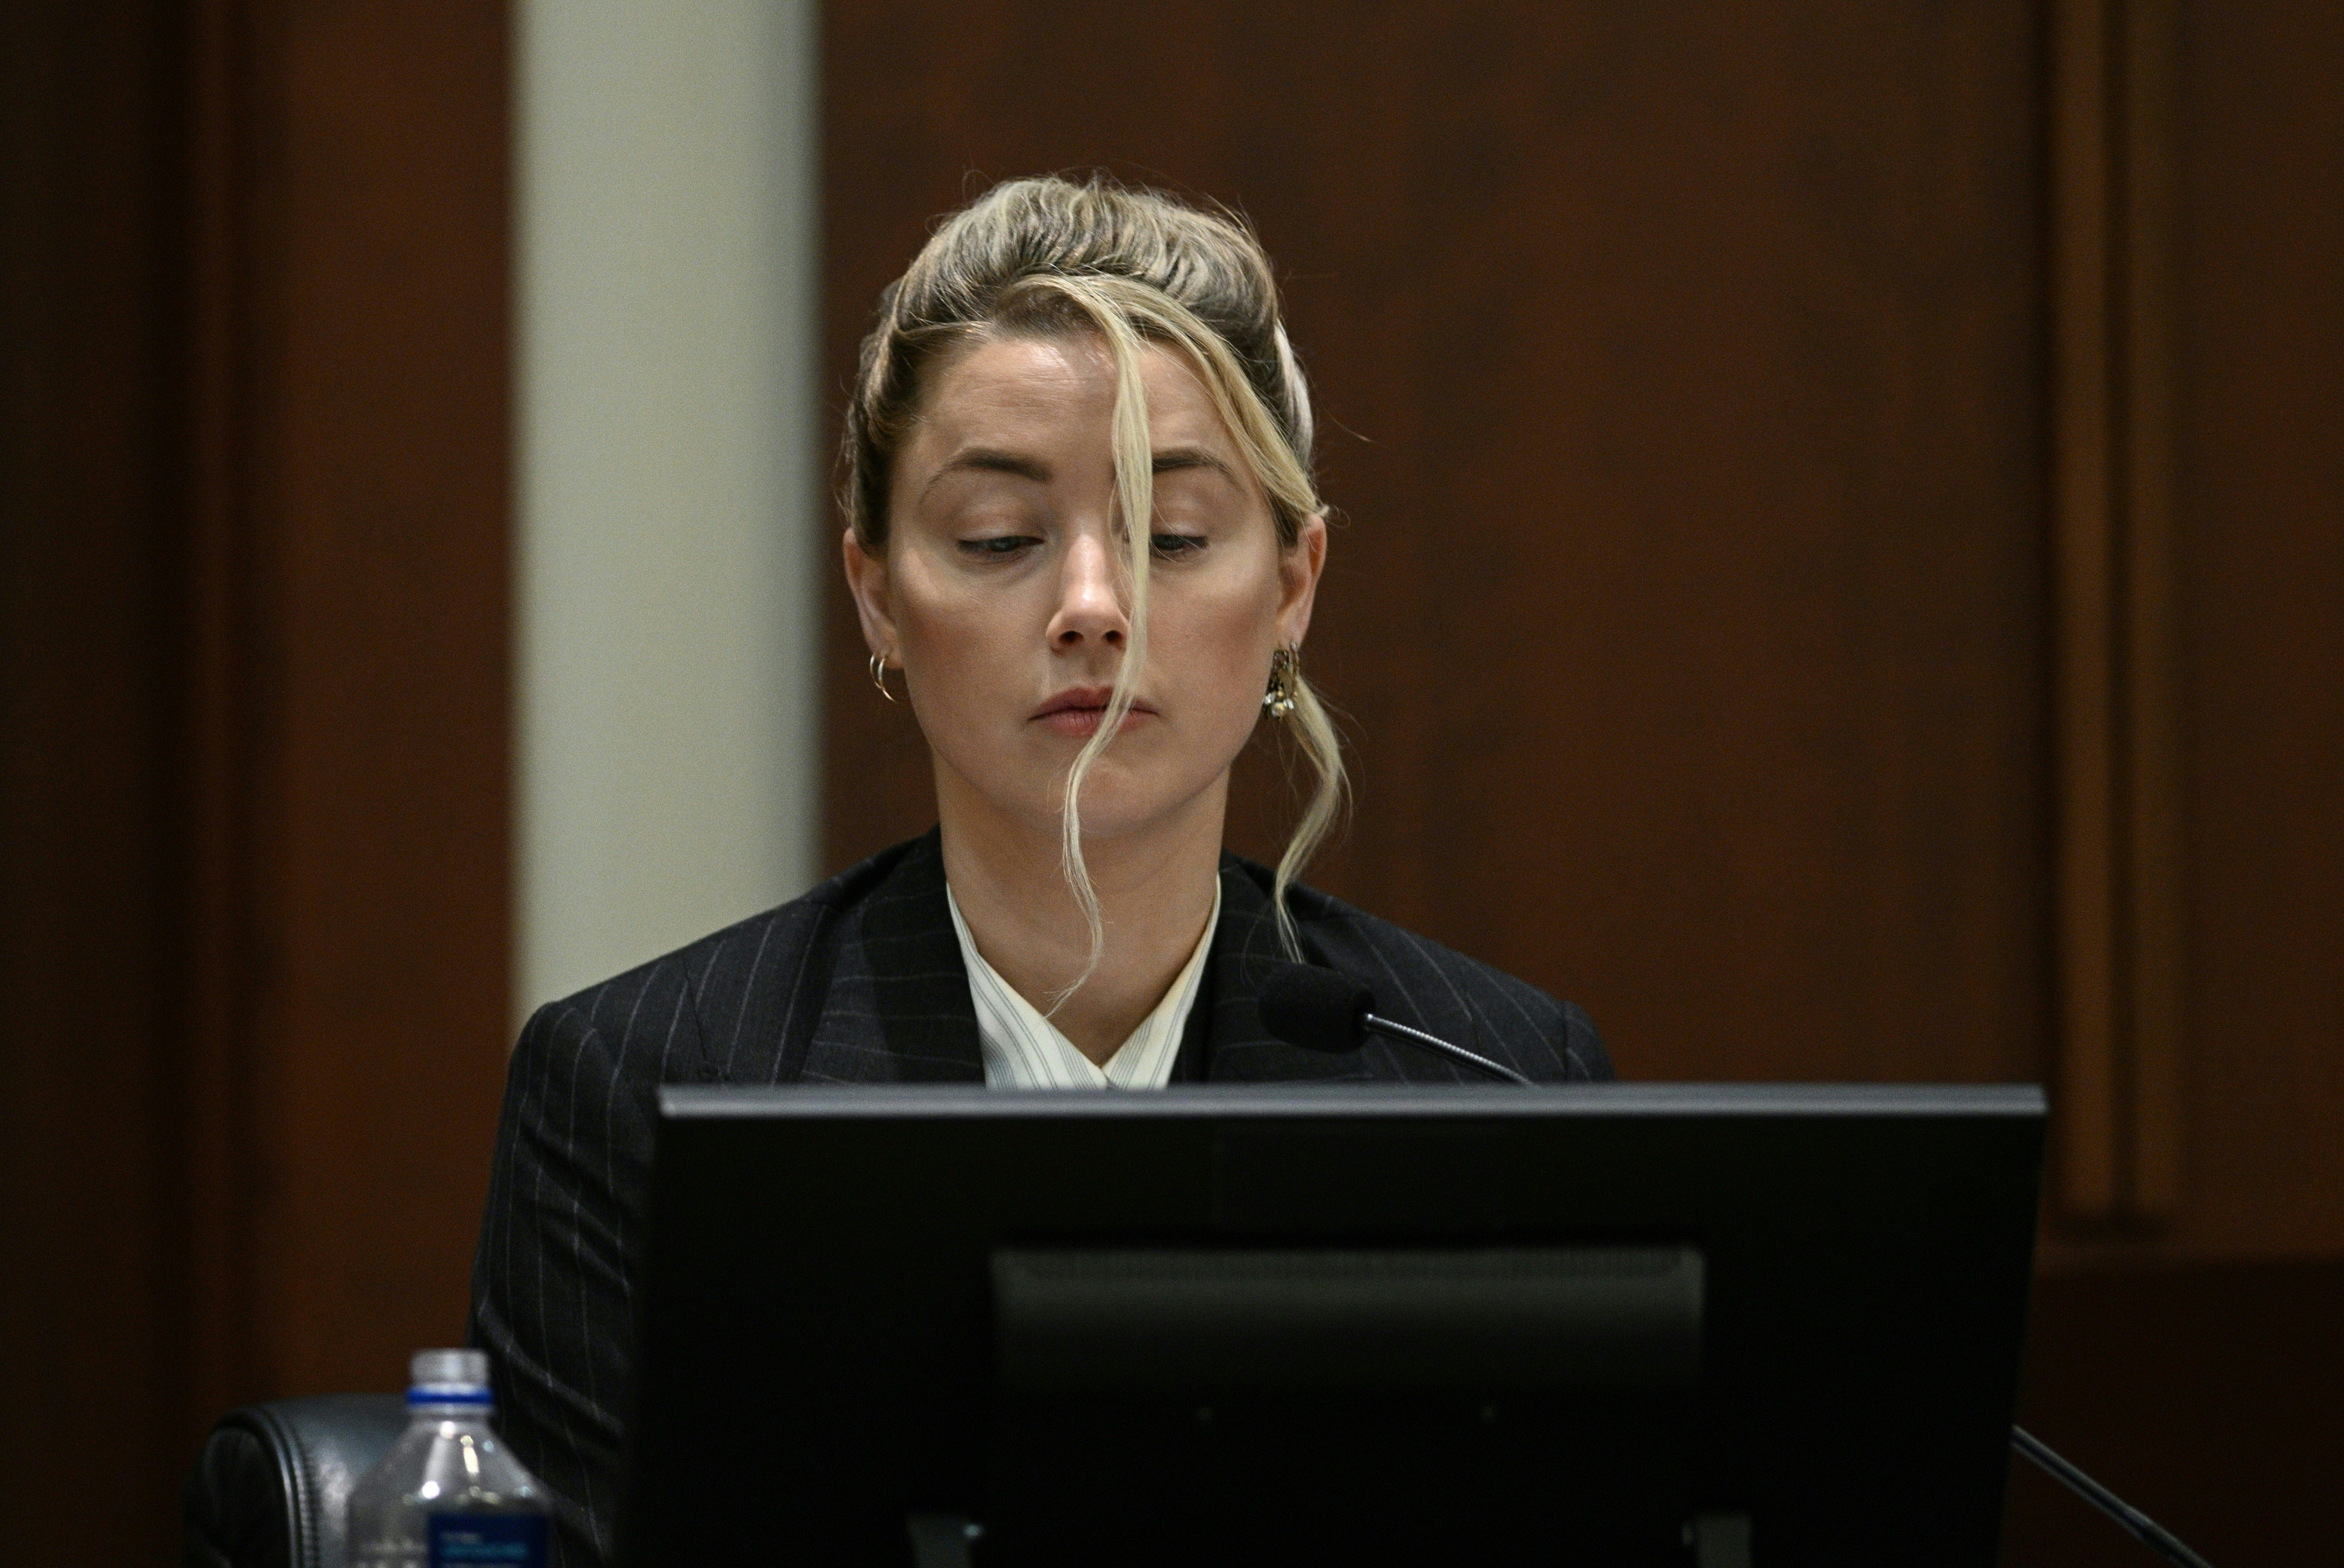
[841, 528, 900, 659]
[1274, 512, 1329, 648]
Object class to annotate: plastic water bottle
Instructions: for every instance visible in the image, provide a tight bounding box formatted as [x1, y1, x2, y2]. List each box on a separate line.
[348, 1348, 550, 1568]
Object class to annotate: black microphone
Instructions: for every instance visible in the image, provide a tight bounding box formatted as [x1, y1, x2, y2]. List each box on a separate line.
[1255, 963, 1532, 1085]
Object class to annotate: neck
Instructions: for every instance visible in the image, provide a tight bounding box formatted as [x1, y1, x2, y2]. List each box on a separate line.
[937, 769, 1225, 1066]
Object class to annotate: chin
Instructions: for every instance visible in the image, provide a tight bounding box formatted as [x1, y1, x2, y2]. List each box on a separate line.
[1069, 768, 1228, 841]
[987, 771, 1200, 844]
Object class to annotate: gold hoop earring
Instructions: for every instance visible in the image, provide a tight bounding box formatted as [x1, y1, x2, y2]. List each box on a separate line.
[1263, 645, 1300, 719]
[869, 651, 897, 703]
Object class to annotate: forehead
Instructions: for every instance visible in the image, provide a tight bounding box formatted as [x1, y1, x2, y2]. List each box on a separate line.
[911, 332, 1233, 455]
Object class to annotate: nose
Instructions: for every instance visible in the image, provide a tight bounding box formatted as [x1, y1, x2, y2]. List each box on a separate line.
[1046, 530, 1129, 653]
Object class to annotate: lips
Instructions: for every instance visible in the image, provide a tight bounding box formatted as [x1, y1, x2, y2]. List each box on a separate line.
[1032, 685, 1155, 738]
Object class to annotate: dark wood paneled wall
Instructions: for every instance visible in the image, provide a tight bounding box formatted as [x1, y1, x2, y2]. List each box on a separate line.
[1, 3, 509, 1558]
[2164, 0, 2344, 1256]
[823, 3, 2342, 1560]
[2036, 0, 2344, 1257]
[2, 9, 190, 1558]
[189, 0, 510, 1411]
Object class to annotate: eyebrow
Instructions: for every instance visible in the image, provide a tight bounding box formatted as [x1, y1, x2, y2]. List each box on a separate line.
[1150, 446, 1238, 481]
[925, 448, 1051, 493]
[921, 444, 1240, 497]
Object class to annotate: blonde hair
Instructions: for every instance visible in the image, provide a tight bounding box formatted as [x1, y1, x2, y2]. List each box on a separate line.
[845, 175, 1346, 976]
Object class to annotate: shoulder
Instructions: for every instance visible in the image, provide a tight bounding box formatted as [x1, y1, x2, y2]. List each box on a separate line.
[1225, 857, 1613, 1083]
[510, 833, 932, 1088]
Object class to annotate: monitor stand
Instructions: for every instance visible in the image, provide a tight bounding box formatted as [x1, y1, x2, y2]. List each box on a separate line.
[907, 1512, 981, 1568]
[910, 1509, 1756, 1568]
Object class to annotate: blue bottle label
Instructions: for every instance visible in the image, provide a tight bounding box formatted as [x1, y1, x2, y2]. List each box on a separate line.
[427, 1513, 547, 1566]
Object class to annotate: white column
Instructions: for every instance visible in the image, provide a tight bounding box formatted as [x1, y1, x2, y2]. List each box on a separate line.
[514, 0, 822, 1022]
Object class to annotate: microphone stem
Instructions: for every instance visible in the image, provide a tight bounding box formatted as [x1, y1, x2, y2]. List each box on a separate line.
[2012, 1426, 2215, 1568]
[1361, 1014, 1532, 1085]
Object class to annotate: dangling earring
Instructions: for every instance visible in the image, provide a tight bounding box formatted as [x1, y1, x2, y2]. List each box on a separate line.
[869, 651, 897, 703]
[1263, 645, 1299, 719]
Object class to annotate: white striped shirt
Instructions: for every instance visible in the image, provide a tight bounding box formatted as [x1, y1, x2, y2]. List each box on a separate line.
[946, 880, 1221, 1089]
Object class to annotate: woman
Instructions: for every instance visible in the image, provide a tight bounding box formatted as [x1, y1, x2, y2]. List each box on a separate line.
[469, 175, 1610, 1566]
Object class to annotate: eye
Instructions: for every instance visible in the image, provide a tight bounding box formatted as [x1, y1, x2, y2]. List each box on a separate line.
[1150, 533, 1208, 560]
[958, 535, 1039, 560]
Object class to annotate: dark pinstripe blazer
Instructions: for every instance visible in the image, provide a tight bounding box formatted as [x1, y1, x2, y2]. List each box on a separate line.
[467, 829, 1608, 1567]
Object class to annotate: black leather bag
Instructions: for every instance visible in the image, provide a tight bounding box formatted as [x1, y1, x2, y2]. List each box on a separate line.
[185, 1394, 409, 1568]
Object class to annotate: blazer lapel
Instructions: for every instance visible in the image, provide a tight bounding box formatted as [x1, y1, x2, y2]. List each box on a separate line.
[793, 828, 986, 1083]
[798, 838, 1367, 1086]
[1180, 856, 1375, 1083]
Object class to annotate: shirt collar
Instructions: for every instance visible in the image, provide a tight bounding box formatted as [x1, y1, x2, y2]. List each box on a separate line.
[946, 875, 1222, 1089]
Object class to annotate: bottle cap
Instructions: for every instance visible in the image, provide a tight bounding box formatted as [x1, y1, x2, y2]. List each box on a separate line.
[408, 1347, 494, 1405]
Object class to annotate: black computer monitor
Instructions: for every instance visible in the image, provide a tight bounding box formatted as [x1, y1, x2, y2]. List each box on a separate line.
[621, 1084, 2043, 1567]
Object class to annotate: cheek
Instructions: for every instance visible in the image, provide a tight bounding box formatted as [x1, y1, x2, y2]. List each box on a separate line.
[892, 568, 1017, 720]
[892, 547, 1016, 659]
[886, 558, 1072, 814]
[899, 595, 988, 666]
[1157, 584, 1278, 735]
